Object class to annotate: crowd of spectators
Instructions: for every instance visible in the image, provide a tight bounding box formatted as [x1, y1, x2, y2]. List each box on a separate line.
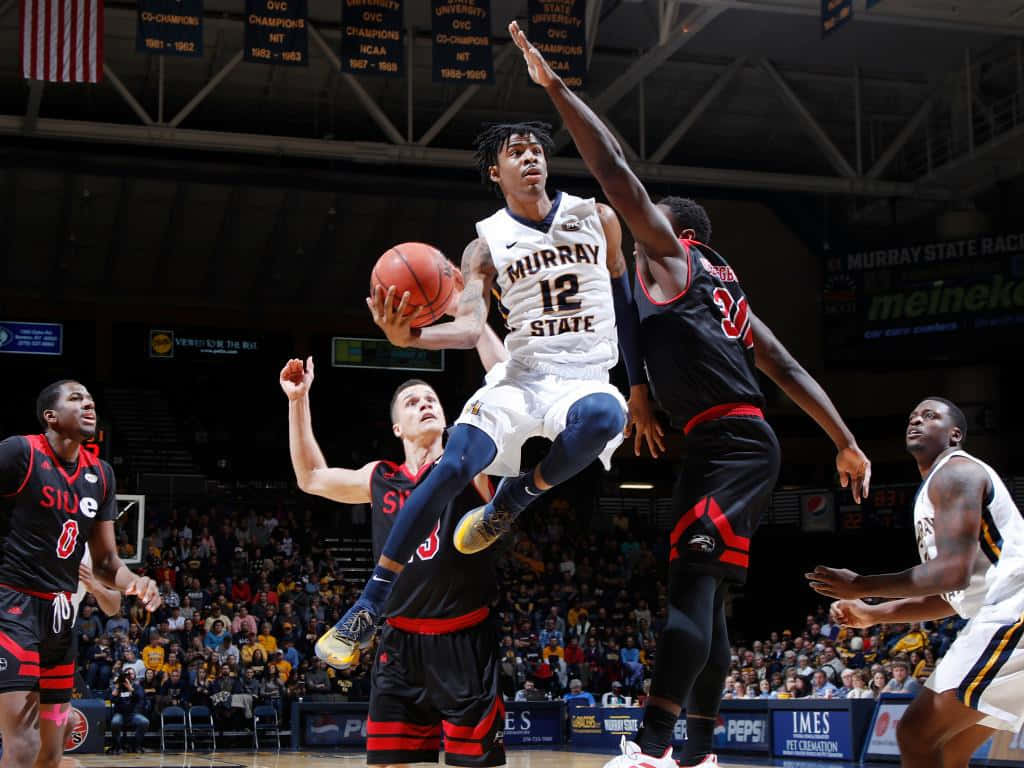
[75, 495, 965, 750]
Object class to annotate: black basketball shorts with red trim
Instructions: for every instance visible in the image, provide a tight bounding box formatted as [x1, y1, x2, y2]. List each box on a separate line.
[670, 415, 780, 584]
[0, 586, 76, 704]
[367, 620, 505, 767]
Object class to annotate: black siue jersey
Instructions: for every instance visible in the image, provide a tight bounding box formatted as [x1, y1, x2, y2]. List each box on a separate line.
[0, 435, 117, 594]
[635, 240, 765, 431]
[370, 460, 497, 625]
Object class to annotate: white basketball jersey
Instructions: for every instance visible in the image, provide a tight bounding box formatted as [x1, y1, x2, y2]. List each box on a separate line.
[72, 547, 90, 623]
[914, 450, 1024, 619]
[476, 191, 617, 379]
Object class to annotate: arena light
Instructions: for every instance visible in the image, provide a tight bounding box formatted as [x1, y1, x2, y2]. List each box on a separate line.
[619, 482, 654, 490]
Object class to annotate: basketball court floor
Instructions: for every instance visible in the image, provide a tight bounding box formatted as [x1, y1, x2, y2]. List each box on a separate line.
[74, 750, 779, 767]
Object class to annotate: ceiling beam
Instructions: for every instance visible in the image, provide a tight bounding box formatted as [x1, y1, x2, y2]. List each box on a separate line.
[651, 56, 746, 163]
[761, 58, 856, 178]
[0, 115, 953, 199]
[168, 51, 243, 128]
[680, 0, 1024, 37]
[103, 64, 155, 126]
[553, 5, 725, 152]
[309, 23, 406, 145]
[867, 96, 934, 180]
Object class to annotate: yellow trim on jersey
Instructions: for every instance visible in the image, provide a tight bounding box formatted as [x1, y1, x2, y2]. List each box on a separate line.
[963, 613, 1024, 708]
[981, 521, 1002, 559]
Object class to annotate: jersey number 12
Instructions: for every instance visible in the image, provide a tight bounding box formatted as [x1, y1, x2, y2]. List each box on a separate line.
[540, 275, 581, 314]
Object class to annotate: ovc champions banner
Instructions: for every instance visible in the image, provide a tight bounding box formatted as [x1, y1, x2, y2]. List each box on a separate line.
[136, 0, 203, 57]
[431, 0, 494, 84]
[245, 0, 307, 65]
[341, 0, 403, 76]
[528, 0, 586, 88]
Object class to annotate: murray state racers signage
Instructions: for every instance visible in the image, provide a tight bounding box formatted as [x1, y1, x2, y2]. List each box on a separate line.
[823, 232, 1024, 363]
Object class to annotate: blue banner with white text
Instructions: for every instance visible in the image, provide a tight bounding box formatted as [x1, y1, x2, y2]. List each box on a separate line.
[0, 321, 63, 355]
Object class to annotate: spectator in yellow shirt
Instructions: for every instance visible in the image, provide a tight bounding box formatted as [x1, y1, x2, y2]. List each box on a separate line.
[257, 622, 278, 655]
[542, 636, 564, 662]
[272, 652, 292, 684]
[142, 637, 166, 672]
[889, 624, 928, 655]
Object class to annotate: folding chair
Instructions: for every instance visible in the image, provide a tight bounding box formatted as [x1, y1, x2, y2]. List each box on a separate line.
[253, 704, 281, 750]
[160, 706, 188, 752]
[187, 705, 217, 751]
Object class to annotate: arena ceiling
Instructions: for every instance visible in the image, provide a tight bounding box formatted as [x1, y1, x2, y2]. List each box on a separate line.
[1, 0, 1023, 310]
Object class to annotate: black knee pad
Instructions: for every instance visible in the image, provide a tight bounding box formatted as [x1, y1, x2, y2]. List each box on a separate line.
[650, 605, 713, 703]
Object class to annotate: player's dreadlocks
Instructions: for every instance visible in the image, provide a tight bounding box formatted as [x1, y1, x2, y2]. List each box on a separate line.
[657, 196, 712, 244]
[473, 122, 555, 196]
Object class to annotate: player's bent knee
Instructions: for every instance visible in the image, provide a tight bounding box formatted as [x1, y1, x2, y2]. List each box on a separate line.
[570, 394, 625, 440]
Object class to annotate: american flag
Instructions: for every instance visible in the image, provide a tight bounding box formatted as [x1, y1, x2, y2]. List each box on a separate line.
[20, 0, 104, 83]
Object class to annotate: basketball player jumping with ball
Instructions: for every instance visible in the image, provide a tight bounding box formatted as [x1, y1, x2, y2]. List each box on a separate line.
[318, 121, 660, 667]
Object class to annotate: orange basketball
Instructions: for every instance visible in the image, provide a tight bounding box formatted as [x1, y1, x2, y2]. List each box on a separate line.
[370, 242, 458, 328]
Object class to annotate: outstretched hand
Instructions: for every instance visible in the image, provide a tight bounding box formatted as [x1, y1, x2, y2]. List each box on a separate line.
[836, 444, 872, 504]
[366, 285, 422, 347]
[280, 356, 314, 400]
[625, 386, 665, 458]
[508, 20, 558, 88]
[806, 565, 865, 600]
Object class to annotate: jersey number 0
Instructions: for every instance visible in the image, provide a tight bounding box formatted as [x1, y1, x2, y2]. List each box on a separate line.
[56, 519, 80, 560]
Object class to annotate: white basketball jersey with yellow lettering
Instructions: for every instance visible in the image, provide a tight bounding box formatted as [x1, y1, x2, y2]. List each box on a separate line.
[914, 450, 1024, 619]
[476, 191, 617, 379]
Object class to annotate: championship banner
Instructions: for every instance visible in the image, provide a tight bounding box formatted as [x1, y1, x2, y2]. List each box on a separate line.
[0, 320, 62, 355]
[431, 0, 494, 84]
[341, 0, 403, 76]
[136, 0, 203, 57]
[528, 0, 586, 89]
[821, 0, 852, 36]
[245, 0, 307, 65]
[823, 232, 1024, 363]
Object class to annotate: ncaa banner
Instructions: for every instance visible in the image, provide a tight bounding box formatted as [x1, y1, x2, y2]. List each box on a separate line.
[801, 491, 835, 533]
[340, 0, 403, 76]
[527, 0, 586, 89]
[136, 0, 203, 57]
